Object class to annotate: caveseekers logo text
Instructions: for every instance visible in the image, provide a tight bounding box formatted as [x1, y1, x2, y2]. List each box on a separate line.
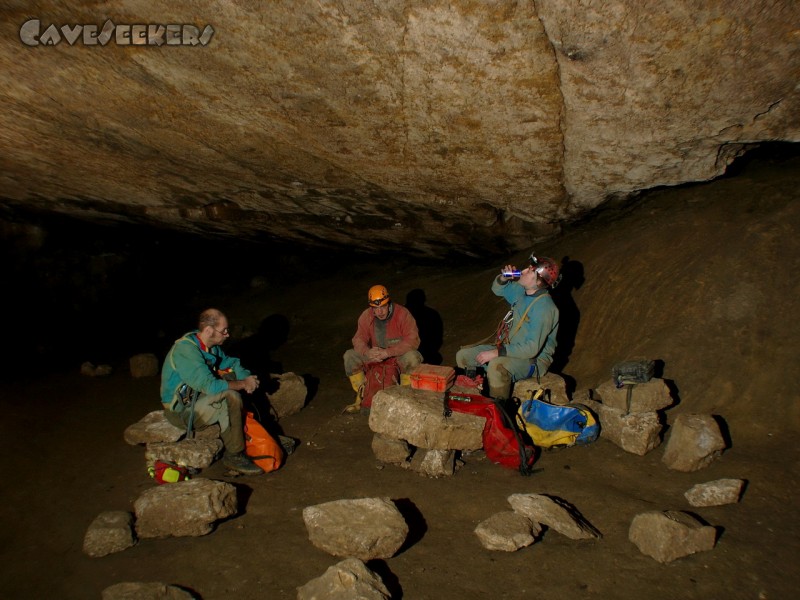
[20, 19, 215, 47]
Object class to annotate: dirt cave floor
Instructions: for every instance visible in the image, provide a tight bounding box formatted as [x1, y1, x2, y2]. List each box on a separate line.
[1, 152, 799, 599]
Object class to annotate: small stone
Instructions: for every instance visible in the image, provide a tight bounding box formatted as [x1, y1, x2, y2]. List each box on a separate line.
[685, 478, 745, 507]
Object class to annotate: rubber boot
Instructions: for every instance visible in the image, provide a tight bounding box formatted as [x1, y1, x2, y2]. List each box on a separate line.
[400, 373, 412, 386]
[343, 372, 366, 414]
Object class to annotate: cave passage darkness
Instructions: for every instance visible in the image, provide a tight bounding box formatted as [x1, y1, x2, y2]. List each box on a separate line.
[2, 142, 797, 379]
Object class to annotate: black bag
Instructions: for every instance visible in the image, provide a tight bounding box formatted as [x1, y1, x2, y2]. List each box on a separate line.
[611, 360, 654, 387]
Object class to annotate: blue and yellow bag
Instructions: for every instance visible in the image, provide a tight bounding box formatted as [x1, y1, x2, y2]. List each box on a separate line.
[517, 390, 599, 448]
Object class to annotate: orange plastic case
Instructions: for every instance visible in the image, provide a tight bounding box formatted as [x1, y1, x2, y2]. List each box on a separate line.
[410, 364, 455, 392]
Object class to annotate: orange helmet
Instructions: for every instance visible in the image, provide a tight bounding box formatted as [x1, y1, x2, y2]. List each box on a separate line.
[368, 285, 390, 307]
[530, 254, 560, 288]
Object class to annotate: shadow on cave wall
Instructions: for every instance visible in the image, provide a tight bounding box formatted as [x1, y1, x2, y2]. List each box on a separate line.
[405, 288, 444, 365]
[549, 257, 584, 376]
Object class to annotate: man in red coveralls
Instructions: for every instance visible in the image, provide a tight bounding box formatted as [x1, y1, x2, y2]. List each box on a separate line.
[342, 284, 423, 414]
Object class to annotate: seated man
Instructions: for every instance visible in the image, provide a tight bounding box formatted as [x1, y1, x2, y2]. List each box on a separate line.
[160, 308, 263, 475]
[342, 284, 423, 413]
[456, 253, 560, 401]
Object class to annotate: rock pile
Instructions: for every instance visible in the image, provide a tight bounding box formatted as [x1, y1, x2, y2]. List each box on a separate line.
[367, 385, 484, 477]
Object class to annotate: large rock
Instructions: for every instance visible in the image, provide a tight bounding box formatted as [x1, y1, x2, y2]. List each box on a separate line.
[662, 414, 726, 472]
[134, 478, 237, 539]
[296, 558, 390, 600]
[628, 511, 717, 563]
[3, 3, 797, 257]
[369, 386, 484, 450]
[302, 498, 409, 561]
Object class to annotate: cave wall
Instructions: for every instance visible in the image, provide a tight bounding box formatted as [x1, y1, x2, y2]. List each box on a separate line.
[1, 1, 798, 257]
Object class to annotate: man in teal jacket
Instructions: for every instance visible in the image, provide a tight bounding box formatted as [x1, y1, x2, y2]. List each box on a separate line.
[456, 254, 560, 401]
[161, 308, 262, 475]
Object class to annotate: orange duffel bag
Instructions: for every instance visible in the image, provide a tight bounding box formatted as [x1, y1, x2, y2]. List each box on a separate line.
[244, 412, 284, 473]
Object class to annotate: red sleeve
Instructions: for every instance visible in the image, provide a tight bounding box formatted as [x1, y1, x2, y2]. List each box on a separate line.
[386, 304, 420, 357]
[351, 309, 373, 356]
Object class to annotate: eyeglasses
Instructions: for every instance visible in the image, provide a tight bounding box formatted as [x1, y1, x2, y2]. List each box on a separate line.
[213, 327, 230, 336]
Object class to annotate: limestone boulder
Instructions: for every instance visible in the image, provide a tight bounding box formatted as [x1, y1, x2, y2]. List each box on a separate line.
[265, 372, 307, 419]
[302, 498, 409, 561]
[662, 414, 726, 472]
[297, 558, 390, 600]
[629, 511, 717, 563]
[83, 511, 136, 558]
[129, 353, 159, 378]
[474, 511, 541, 552]
[134, 478, 237, 539]
[581, 398, 663, 456]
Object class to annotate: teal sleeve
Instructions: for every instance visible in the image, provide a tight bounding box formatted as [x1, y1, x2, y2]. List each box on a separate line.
[218, 349, 251, 379]
[172, 341, 229, 396]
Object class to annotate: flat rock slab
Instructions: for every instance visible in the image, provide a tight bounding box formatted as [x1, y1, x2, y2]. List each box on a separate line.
[594, 378, 673, 412]
[369, 386, 484, 450]
[629, 511, 717, 563]
[134, 478, 237, 539]
[145, 438, 223, 470]
[302, 498, 409, 561]
[296, 558, 390, 600]
[124, 411, 185, 445]
[508, 493, 602, 540]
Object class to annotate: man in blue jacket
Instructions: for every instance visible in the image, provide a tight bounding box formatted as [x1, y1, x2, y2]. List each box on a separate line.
[161, 308, 263, 475]
[456, 254, 560, 401]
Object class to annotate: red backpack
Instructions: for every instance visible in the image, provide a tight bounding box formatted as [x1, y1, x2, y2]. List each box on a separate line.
[447, 393, 537, 475]
[361, 358, 401, 410]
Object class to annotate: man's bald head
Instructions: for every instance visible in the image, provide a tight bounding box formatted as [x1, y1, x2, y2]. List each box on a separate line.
[198, 308, 225, 330]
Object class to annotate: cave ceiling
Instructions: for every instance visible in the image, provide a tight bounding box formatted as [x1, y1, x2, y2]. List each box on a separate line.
[1, 1, 799, 257]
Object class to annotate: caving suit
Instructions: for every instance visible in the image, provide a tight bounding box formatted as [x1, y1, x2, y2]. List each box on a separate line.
[456, 276, 559, 400]
[160, 331, 252, 453]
